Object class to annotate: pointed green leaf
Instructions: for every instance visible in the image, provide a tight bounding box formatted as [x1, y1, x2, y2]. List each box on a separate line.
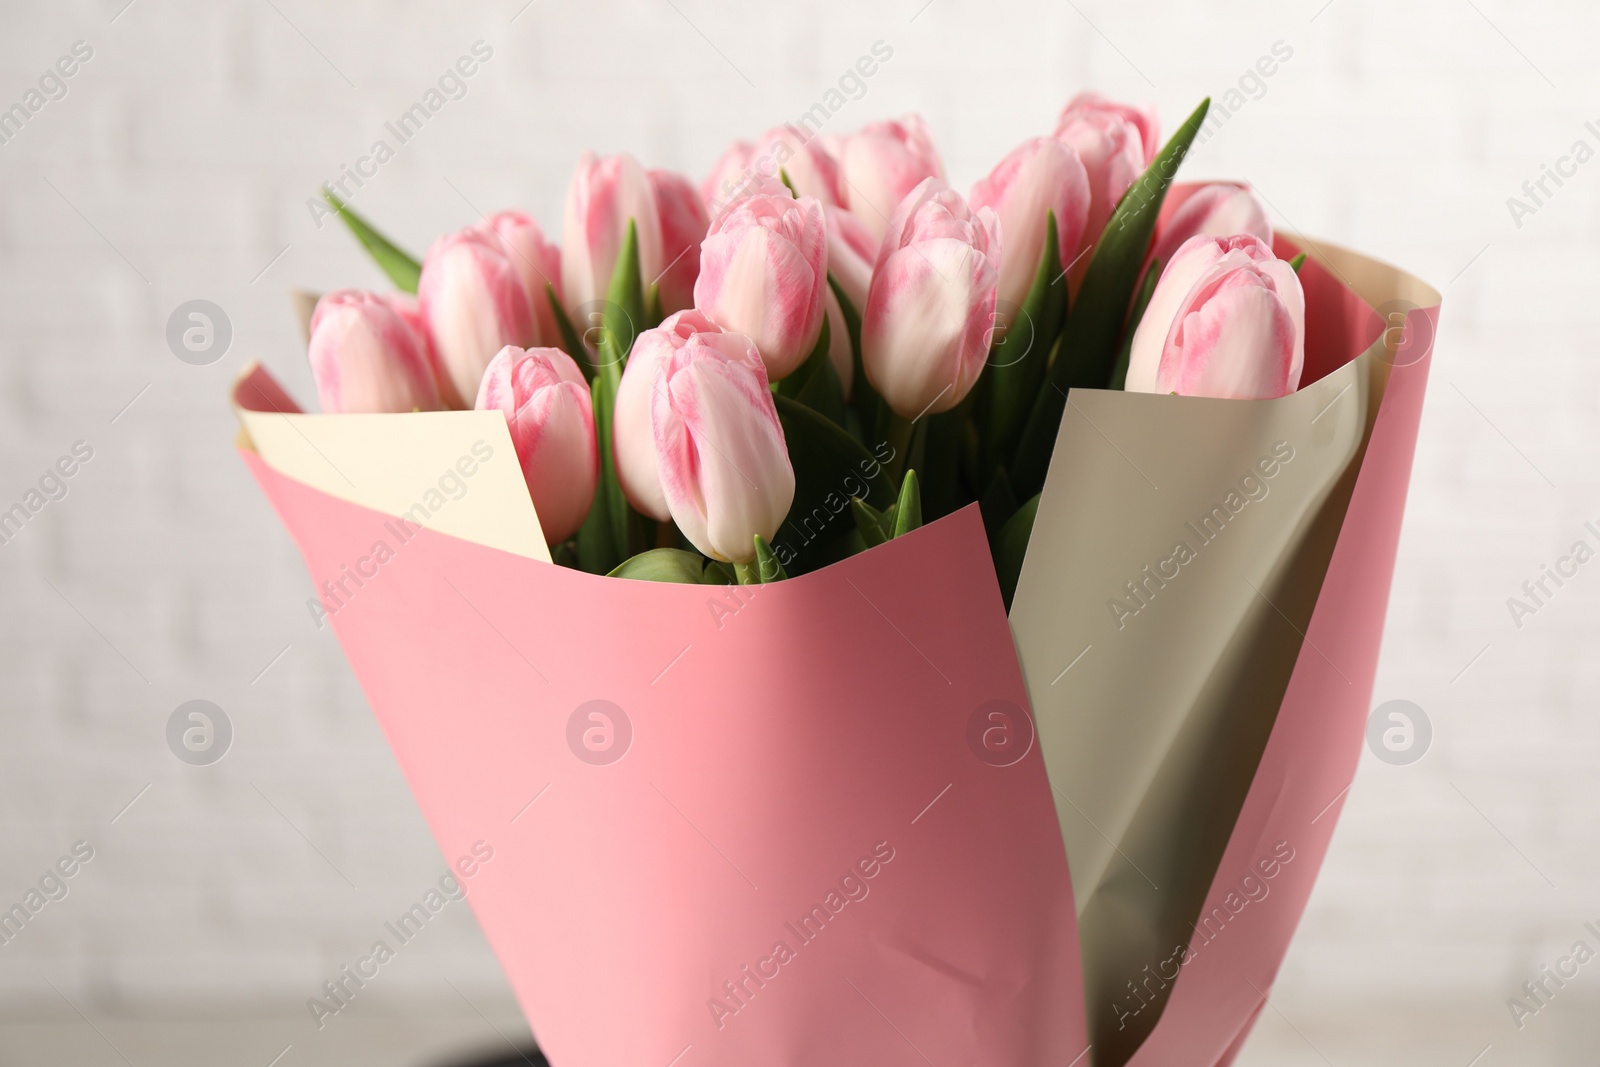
[1288, 251, 1307, 273]
[600, 219, 645, 372]
[983, 210, 1067, 473]
[754, 535, 787, 582]
[578, 220, 645, 571]
[1108, 256, 1162, 391]
[891, 470, 922, 538]
[851, 497, 891, 549]
[546, 283, 592, 380]
[1010, 97, 1211, 499]
[323, 188, 422, 293]
[996, 492, 1040, 612]
[608, 548, 712, 584]
[645, 281, 663, 329]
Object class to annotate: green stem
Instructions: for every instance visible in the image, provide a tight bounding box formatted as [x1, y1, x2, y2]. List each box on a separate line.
[734, 560, 761, 586]
[886, 413, 915, 483]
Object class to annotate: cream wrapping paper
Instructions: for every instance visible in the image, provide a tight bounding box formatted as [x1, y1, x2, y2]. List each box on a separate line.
[1010, 233, 1437, 1064]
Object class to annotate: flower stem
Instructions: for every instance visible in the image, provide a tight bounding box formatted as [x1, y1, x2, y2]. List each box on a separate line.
[734, 560, 761, 585]
[887, 413, 915, 483]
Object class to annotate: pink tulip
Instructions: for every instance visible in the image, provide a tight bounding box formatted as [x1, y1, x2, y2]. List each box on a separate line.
[969, 137, 1092, 312]
[474, 346, 598, 543]
[474, 210, 564, 351]
[652, 323, 794, 563]
[861, 178, 1001, 418]
[702, 127, 842, 216]
[1054, 92, 1160, 281]
[755, 125, 842, 206]
[838, 115, 946, 243]
[693, 176, 828, 381]
[700, 139, 755, 214]
[1124, 233, 1305, 399]
[308, 290, 443, 414]
[647, 168, 709, 316]
[824, 205, 878, 316]
[561, 152, 665, 325]
[612, 309, 725, 522]
[823, 287, 854, 399]
[1148, 182, 1272, 273]
[419, 229, 537, 408]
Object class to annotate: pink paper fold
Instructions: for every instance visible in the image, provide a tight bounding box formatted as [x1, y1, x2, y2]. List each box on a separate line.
[241, 447, 1087, 1067]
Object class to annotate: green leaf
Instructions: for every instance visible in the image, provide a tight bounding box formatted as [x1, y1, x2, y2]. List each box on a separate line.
[1288, 251, 1307, 273]
[600, 219, 645, 373]
[754, 535, 787, 582]
[778, 169, 800, 197]
[608, 548, 711, 584]
[1009, 97, 1211, 500]
[850, 497, 892, 549]
[322, 188, 422, 293]
[891, 469, 921, 538]
[828, 274, 885, 442]
[978, 466, 1018, 552]
[1108, 256, 1162, 391]
[775, 314, 846, 427]
[576, 220, 644, 572]
[773, 393, 897, 574]
[546, 283, 592, 380]
[982, 211, 1067, 474]
[645, 281, 664, 329]
[995, 492, 1040, 612]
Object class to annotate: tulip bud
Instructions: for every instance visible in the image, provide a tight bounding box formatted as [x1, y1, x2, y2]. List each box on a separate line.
[1124, 234, 1305, 400]
[419, 230, 538, 408]
[700, 139, 756, 215]
[561, 152, 665, 322]
[702, 127, 842, 216]
[474, 346, 598, 543]
[474, 210, 564, 351]
[1148, 182, 1272, 273]
[308, 290, 443, 414]
[969, 137, 1091, 313]
[647, 168, 709, 316]
[861, 178, 1001, 418]
[1054, 93, 1160, 280]
[839, 115, 946, 243]
[613, 309, 724, 522]
[755, 124, 842, 206]
[651, 325, 794, 563]
[693, 177, 828, 381]
[824, 205, 878, 317]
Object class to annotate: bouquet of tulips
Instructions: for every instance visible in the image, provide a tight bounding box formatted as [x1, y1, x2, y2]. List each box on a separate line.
[299, 94, 1302, 597]
[236, 91, 1438, 1067]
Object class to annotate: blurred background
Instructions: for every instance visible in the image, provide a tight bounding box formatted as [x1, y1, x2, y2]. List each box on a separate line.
[1, 0, 1596, 1063]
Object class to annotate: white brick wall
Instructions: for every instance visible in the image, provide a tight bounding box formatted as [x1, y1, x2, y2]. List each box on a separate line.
[2, 0, 1597, 1063]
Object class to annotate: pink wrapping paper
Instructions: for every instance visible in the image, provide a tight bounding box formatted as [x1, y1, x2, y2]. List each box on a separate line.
[239, 424, 1086, 1065]
[1130, 266, 1435, 1066]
